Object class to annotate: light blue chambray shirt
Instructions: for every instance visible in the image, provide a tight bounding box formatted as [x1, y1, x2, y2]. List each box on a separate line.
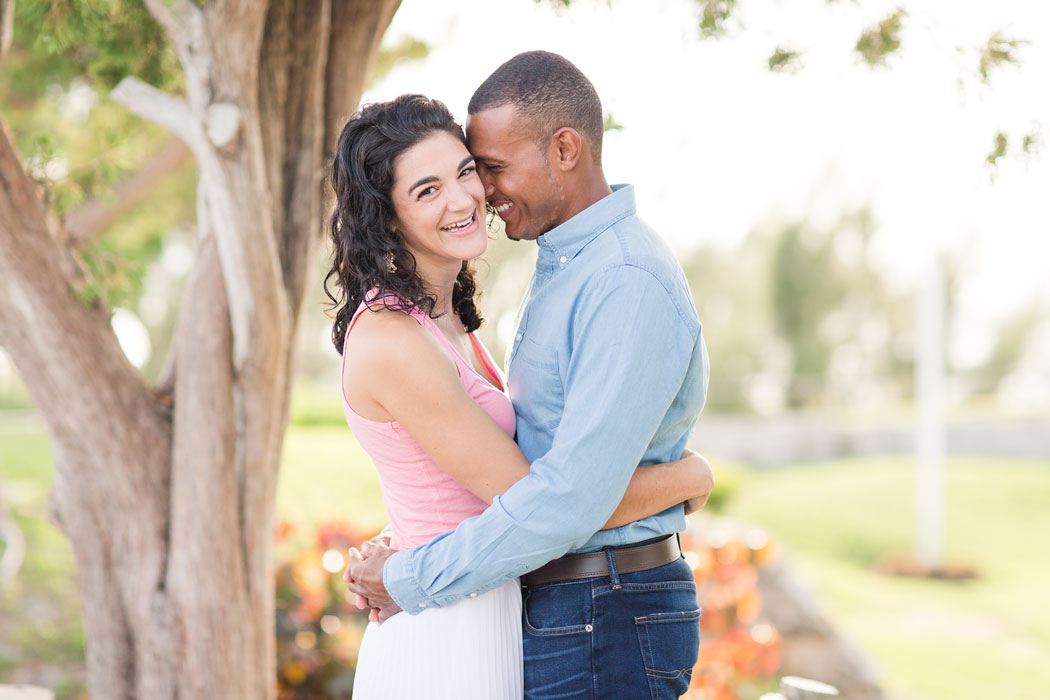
[384, 184, 709, 612]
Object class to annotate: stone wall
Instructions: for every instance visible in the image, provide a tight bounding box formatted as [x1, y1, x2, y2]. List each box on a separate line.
[691, 413, 1050, 467]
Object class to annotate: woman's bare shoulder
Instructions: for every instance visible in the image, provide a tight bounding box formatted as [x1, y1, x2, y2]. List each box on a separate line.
[343, 306, 455, 381]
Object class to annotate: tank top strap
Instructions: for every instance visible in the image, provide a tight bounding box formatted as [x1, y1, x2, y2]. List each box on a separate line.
[341, 293, 466, 377]
[403, 306, 463, 357]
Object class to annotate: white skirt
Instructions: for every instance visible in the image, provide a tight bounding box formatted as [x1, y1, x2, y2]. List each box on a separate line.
[352, 579, 523, 700]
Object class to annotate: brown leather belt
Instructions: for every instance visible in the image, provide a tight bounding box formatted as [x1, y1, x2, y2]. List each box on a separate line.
[523, 535, 681, 587]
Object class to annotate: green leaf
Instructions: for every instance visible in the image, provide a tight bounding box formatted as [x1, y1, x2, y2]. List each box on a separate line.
[13, 0, 181, 94]
[603, 113, 623, 133]
[985, 131, 1007, 168]
[977, 30, 1029, 82]
[1021, 130, 1039, 156]
[855, 10, 904, 67]
[698, 0, 736, 40]
[369, 36, 429, 86]
[768, 47, 801, 74]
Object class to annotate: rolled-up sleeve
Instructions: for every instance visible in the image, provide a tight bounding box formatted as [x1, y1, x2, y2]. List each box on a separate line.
[385, 264, 700, 612]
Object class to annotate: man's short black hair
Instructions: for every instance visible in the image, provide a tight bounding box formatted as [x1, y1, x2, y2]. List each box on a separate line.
[468, 51, 604, 164]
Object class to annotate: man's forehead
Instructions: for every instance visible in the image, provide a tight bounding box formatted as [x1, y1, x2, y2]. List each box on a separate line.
[467, 104, 532, 149]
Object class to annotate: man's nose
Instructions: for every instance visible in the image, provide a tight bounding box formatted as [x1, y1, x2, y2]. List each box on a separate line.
[478, 170, 496, 197]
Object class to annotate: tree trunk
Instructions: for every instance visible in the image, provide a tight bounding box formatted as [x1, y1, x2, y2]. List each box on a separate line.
[0, 0, 400, 697]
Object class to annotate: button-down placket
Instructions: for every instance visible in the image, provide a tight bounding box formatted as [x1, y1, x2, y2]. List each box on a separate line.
[508, 238, 565, 367]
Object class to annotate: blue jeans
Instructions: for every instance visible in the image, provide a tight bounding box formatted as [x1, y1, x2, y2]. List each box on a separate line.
[521, 541, 700, 700]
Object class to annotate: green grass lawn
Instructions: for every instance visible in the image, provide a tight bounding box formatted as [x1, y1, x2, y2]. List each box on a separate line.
[4, 417, 1049, 700]
[277, 425, 386, 531]
[724, 456, 1050, 700]
[0, 431, 85, 698]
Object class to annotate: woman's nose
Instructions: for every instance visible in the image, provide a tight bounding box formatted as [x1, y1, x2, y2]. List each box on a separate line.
[449, 182, 476, 211]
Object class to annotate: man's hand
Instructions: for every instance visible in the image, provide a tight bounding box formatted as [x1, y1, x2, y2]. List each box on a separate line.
[343, 532, 392, 617]
[344, 539, 402, 623]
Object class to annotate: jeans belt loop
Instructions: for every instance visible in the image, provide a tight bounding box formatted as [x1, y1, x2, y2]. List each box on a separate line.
[605, 547, 621, 589]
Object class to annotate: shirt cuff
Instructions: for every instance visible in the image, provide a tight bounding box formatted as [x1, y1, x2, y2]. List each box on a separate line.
[383, 549, 431, 615]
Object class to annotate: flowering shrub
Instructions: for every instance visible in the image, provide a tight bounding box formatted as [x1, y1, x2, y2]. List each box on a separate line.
[683, 526, 783, 700]
[275, 518, 377, 700]
[274, 519, 782, 699]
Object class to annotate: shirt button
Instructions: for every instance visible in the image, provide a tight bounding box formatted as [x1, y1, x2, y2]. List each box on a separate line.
[515, 333, 523, 341]
[418, 603, 427, 609]
[469, 592, 478, 598]
[559, 256, 567, 264]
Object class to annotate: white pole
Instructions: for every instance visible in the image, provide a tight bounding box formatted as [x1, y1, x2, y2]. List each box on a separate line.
[915, 252, 946, 570]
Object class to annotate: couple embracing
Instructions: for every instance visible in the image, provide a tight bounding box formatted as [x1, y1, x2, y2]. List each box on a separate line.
[326, 50, 712, 700]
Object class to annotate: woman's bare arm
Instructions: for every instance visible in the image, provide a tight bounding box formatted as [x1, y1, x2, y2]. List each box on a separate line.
[344, 311, 712, 526]
[602, 449, 713, 529]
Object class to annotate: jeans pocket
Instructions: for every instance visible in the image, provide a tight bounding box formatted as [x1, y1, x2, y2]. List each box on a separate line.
[522, 585, 594, 699]
[634, 608, 701, 700]
[522, 585, 591, 636]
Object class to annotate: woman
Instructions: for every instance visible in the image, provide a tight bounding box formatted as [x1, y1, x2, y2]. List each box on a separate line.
[325, 94, 711, 699]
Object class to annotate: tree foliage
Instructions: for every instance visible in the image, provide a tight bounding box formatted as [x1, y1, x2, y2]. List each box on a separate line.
[977, 30, 1028, 82]
[767, 47, 801, 74]
[854, 10, 904, 67]
[1, 1, 193, 337]
[684, 208, 921, 413]
[974, 303, 1045, 395]
[698, 0, 736, 39]
[12, 0, 180, 93]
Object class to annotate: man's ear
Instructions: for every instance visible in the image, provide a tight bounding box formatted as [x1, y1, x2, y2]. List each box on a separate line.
[550, 127, 582, 171]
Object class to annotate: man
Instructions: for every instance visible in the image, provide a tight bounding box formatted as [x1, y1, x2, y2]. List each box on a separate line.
[348, 51, 710, 698]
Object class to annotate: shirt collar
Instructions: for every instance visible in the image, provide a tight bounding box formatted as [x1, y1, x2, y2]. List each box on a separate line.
[536, 184, 635, 263]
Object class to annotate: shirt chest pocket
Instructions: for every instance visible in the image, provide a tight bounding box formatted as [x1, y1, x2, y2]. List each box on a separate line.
[510, 338, 565, 432]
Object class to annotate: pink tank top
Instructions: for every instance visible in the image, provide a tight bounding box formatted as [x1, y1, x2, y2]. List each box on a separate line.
[340, 298, 515, 551]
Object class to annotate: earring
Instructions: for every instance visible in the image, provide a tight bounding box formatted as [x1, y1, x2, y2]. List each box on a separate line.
[384, 252, 397, 273]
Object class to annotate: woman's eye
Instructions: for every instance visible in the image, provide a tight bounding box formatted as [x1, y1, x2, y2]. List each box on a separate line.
[418, 186, 437, 199]
[460, 166, 477, 177]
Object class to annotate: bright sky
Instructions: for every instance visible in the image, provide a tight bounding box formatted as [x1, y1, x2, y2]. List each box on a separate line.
[367, 0, 1050, 368]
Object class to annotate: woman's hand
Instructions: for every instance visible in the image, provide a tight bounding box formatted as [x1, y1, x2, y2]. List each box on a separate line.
[679, 448, 714, 515]
[344, 531, 397, 623]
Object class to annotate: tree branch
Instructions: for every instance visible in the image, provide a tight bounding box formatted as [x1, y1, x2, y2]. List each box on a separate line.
[0, 0, 13, 60]
[139, 0, 213, 115]
[111, 78, 208, 158]
[65, 138, 190, 243]
[140, 0, 193, 49]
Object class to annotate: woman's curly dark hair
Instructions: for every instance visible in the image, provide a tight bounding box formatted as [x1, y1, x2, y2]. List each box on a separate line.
[325, 94, 483, 354]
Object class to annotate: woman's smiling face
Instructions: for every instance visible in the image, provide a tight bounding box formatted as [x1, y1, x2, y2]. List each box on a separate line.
[390, 130, 488, 269]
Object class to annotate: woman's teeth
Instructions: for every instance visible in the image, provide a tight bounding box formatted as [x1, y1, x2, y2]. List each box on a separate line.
[442, 212, 475, 232]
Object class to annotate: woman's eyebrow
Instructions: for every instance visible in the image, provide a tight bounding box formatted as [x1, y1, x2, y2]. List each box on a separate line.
[408, 175, 437, 194]
[408, 156, 477, 194]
